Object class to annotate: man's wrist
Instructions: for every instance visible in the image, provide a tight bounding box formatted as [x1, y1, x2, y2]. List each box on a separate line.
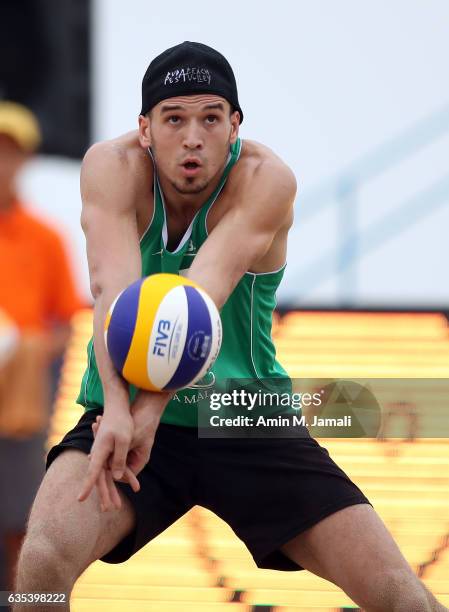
[140, 389, 174, 401]
[131, 389, 174, 417]
[102, 374, 129, 405]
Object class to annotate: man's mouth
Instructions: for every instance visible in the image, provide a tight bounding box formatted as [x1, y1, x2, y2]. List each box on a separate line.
[181, 159, 202, 176]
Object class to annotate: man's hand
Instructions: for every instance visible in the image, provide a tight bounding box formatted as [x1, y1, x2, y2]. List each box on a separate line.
[87, 416, 141, 512]
[77, 406, 136, 507]
[126, 390, 170, 474]
[78, 390, 172, 511]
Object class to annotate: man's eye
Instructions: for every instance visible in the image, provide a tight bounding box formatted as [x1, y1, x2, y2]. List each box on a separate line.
[206, 115, 218, 124]
[168, 116, 180, 124]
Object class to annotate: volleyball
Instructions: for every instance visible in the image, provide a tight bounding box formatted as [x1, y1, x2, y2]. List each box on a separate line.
[104, 273, 222, 391]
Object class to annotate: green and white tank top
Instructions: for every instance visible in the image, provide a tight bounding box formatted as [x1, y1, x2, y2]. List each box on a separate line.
[76, 138, 290, 426]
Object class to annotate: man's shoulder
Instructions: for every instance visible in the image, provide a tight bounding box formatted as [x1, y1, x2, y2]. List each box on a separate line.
[233, 139, 296, 192]
[227, 139, 297, 207]
[82, 131, 152, 184]
[207, 138, 296, 238]
[239, 139, 286, 164]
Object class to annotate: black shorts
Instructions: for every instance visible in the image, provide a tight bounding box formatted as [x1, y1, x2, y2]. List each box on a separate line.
[46, 408, 372, 571]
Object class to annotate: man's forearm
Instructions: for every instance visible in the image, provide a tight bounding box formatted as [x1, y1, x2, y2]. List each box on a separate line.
[92, 290, 130, 409]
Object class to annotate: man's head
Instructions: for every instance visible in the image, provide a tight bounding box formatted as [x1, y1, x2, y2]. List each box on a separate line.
[138, 42, 242, 196]
[0, 102, 41, 203]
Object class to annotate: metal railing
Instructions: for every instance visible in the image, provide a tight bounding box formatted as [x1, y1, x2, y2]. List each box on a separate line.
[287, 103, 449, 306]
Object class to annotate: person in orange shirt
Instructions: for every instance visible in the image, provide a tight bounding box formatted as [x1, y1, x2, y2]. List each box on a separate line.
[0, 101, 83, 593]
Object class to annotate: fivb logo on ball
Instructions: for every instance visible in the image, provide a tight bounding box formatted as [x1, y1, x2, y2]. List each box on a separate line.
[105, 274, 222, 392]
[152, 318, 212, 361]
[152, 319, 172, 358]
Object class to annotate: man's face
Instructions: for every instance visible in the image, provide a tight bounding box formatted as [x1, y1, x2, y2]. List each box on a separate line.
[140, 94, 239, 195]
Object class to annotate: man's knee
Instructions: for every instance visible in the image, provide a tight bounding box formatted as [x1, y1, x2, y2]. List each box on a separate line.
[359, 568, 430, 612]
[18, 528, 84, 588]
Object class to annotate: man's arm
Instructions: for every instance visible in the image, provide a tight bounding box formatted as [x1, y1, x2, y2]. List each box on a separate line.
[187, 158, 296, 306]
[77, 142, 157, 507]
[80, 143, 142, 415]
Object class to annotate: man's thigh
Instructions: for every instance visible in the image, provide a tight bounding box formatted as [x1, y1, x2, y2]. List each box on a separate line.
[25, 448, 136, 572]
[281, 503, 417, 598]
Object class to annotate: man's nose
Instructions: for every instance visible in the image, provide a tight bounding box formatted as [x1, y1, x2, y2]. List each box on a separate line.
[182, 121, 203, 149]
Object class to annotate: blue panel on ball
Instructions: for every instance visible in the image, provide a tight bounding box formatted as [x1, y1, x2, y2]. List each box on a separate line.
[107, 278, 144, 373]
[163, 286, 212, 390]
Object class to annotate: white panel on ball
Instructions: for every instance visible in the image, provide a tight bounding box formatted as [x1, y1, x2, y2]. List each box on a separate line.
[146, 285, 189, 389]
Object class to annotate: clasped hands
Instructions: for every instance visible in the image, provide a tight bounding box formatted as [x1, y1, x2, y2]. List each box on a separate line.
[77, 389, 169, 511]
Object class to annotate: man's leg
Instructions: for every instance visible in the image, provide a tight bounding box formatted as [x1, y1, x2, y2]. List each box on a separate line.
[14, 448, 136, 612]
[280, 503, 447, 612]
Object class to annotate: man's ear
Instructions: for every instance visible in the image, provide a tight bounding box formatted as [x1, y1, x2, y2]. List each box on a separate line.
[138, 114, 151, 149]
[230, 111, 240, 145]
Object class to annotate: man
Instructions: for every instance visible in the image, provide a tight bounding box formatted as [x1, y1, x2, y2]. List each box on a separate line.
[0, 102, 82, 594]
[15, 42, 446, 611]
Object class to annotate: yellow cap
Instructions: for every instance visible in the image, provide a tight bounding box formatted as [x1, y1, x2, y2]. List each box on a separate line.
[0, 101, 42, 153]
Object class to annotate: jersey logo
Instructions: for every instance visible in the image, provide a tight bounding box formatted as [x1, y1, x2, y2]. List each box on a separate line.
[187, 239, 196, 254]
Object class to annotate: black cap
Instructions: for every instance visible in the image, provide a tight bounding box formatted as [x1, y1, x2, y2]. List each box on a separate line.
[140, 41, 243, 123]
